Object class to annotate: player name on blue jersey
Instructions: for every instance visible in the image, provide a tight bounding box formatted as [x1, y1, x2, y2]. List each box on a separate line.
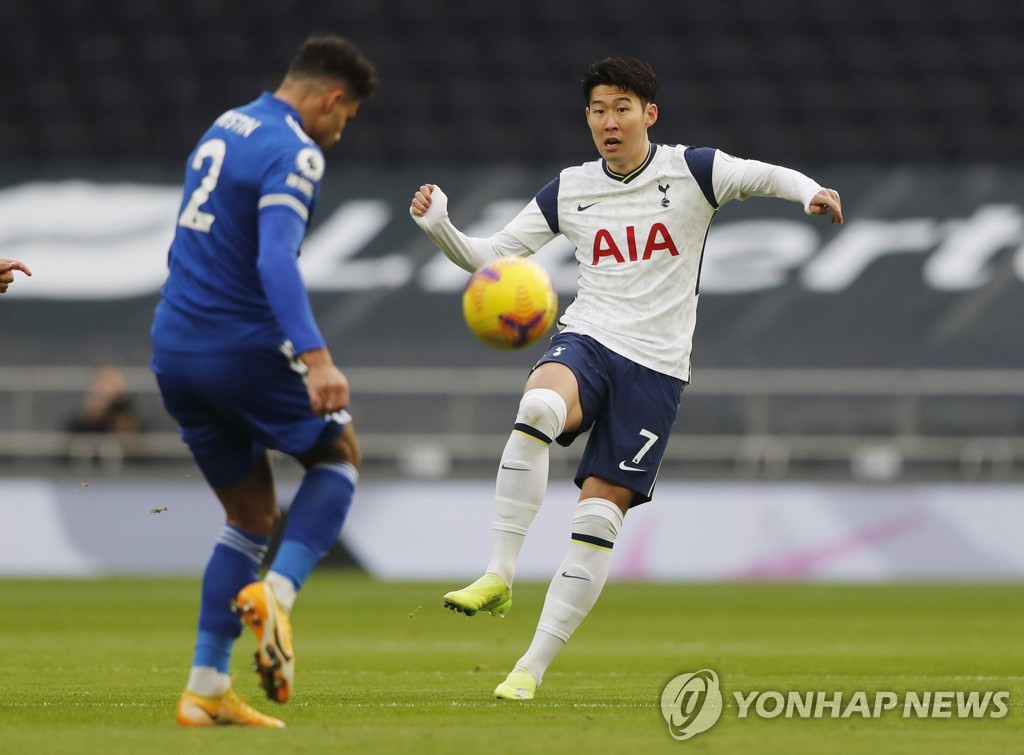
[214, 110, 263, 137]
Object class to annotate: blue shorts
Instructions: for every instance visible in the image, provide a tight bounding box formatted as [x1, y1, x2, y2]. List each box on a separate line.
[534, 332, 684, 506]
[151, 345, 348, 488]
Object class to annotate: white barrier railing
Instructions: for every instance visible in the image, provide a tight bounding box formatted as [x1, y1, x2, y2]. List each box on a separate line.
[1, 366, 1022, 480]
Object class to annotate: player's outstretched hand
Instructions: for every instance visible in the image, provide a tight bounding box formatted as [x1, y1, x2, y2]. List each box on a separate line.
[0, 258, 32, 293]
[809, 188, 843, 224]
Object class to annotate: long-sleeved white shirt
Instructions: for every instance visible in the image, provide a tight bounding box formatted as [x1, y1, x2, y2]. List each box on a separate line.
[412, 144, 821, 381]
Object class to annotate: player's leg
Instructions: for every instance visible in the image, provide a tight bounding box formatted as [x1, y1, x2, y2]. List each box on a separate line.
[495, 479, 629, 700]
[495, 352, 684, 699]
[236, 420, 359, 703]
[154, 350, 286, 725]
[190, 450, 278, 691]
[263, 421, 360, 613]
[224, 344, 359, 703]
[179, 451, 286, 727]
[442, 359, 582, 616]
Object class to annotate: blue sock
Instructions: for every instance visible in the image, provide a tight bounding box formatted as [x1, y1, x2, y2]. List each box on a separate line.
[193, 524, 270, 672]
[270, 462, 358, 590]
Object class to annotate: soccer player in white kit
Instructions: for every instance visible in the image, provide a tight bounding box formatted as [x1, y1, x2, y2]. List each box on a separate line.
[410, 57, 843, 700]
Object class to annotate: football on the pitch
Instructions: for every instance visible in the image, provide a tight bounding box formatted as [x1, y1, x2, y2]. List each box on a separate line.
[462, 257, 557, 350]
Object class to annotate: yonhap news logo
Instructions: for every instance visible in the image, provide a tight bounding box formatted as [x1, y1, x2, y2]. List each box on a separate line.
[660, 670, 1010, 742]
[660, 669, 723, 740]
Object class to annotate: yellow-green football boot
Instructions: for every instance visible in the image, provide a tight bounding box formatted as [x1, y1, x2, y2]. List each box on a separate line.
[494, 668, 537, 700]
[442, 573, 511, 617]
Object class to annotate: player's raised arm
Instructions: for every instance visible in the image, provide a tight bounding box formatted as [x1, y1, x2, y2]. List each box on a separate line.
[409, 183, 554, 272]
[410, 183, 501, 271]
[709, 152, 843, 224]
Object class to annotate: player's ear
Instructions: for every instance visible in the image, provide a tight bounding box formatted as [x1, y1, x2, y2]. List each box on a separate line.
[645, 102, 658, 128]
[324, 87, 345, 112]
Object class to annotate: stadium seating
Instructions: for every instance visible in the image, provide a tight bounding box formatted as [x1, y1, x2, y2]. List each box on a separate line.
[0, 0, 1020, 167]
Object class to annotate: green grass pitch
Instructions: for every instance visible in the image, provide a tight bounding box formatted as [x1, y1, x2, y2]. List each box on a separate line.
[1, 573, 1021, 754]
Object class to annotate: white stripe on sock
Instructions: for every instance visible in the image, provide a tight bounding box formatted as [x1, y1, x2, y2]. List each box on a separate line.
[217, 525, 268, 567]
[313, 460, 359, 486]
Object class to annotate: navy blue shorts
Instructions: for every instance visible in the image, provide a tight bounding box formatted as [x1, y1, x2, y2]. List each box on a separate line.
[151, 345, 348, 488]
[533, 332, 684, 506]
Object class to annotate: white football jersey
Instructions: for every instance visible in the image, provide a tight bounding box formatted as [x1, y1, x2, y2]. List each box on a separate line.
[413, 143, 822, 381]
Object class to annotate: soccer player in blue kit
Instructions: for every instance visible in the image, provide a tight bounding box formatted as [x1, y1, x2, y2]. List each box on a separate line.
[411, 57, 842, 701]
[151, 35, 377, 727]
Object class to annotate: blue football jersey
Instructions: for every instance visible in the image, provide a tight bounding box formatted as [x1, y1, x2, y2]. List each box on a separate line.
[153, 93, 326, 354]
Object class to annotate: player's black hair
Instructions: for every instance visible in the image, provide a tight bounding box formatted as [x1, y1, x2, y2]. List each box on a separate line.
[581, 57, 657, 105]
[287, 34, 379, 100]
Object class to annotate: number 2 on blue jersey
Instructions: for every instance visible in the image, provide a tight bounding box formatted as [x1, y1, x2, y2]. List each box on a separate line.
[178, 139, 226, 233]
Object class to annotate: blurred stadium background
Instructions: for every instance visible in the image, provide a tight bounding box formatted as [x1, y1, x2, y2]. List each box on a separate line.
[1, 0, 1023, 580]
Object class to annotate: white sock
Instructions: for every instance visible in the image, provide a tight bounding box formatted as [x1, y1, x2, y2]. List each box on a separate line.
[186, 666, 231, 697]
[485, 389, 566, 586]
[516, 498, 623, 685]
[486, 432, 548, 586]
[265, 571, 297, 614]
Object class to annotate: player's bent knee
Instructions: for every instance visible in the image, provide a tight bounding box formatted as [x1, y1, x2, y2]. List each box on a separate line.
[573, 498, 624, 542]
[303, 424, 361, 469]
[517, 388, 568, 440]
[215, 466, 281, 535]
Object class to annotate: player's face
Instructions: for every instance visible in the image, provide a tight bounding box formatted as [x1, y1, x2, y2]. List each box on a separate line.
[586, 86, 658, 173]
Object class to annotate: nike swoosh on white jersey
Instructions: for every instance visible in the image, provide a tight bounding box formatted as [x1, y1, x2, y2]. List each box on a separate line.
[618, 460, 644, 472]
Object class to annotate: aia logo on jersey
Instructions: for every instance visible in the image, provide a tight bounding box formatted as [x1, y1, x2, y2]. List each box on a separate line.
[591, 223, 679, 265]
